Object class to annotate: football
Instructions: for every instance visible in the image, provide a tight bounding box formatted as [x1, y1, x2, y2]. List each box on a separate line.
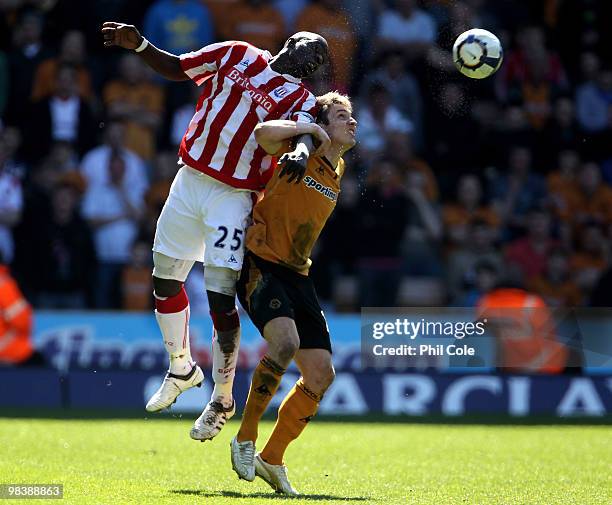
[452, 28, 503, 79]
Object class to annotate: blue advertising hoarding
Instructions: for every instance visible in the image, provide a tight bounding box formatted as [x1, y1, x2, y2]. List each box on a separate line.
[0, 312, 610, 417]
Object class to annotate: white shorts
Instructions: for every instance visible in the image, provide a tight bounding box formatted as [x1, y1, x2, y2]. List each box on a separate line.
[153, 166, 253, 271]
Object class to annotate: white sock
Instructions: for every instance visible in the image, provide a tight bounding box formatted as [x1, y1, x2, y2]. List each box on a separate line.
[155, 304, 194, 375]
[211, 325, 240, 406]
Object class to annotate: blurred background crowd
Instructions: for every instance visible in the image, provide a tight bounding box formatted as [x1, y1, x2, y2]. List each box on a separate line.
[0, 0, 611, 313]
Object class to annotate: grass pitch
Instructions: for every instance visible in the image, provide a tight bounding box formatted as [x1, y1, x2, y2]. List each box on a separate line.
[0, 417, 610, 504]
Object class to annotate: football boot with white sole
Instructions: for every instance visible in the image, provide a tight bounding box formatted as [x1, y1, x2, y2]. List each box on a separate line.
[145, 365, 204, 412]
[190, 399, 236, 441]
[230, 436, 256, 481]
[254, 453, 299, 496]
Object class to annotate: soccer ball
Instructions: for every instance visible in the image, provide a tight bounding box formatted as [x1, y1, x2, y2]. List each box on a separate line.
[452, 29, 503, 79]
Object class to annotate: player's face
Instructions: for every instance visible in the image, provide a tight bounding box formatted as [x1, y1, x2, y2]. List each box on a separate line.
[323, 104, 357, 150]
[285, 34, 328, 78]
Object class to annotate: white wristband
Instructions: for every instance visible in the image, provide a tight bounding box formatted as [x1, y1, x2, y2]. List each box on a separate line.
[134, 37, 149, 53]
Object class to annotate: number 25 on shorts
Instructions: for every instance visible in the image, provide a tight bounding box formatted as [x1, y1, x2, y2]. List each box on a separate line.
[214, 226, 243, 251]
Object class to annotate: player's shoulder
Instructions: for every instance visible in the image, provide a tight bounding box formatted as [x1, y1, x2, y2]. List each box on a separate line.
[227, 40, 272, 61]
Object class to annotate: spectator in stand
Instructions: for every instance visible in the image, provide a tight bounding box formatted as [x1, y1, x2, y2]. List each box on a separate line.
[35, 175, 97, 309]
[490, 146, 547, 233]
[570, 223, 609, 295]
[579, 52, 601, 86]
[447, 219, 503, 302]
[498, 26, 568, 115]
[356, 82, 413, 163]
[82, 153, 146, 309]
[401, 168, 443, 276]
[221, 0, 285, 52]
[547, 149, 581, 228]
[576, 67, 612, 134]
[31, 30, 93, 102]
[487, 106, 532, 157]
[11, 144, 81, 301]
[374, 0, 437, 62]
[518, 48, 557, 130]
[0, 126, 25, 181]
[505, 207, 559, 281]
[295, 0, 356, 92]
[122, 240, 153, 311]
[0, 129, 23, 265]
[569, 162, 612, 229]
[442, 174, 499, 248]
[539, 97, 580, 166]
[143, 0, 214, 55]
[357, 159, 408, 307]
[312, 174, 360, 302]
[360, 51, 423, 148]
[528, 248, 582, 307]
[426, 82, 482, 174]
[103, 54, 164, 161]
[5, 12, 51, 128]
[386, 132, 437, 201]
[80, 121, 148, 193]
[25, 64, 97, 162]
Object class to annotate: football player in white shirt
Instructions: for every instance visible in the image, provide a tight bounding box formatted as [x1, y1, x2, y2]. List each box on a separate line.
[102, 22, 330, 442]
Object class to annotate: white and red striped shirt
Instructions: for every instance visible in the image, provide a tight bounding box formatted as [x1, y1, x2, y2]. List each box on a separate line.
[179, 41, 317, 190]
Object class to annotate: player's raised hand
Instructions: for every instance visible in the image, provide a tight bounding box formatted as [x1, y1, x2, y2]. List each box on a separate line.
[101, 22, 143, 50]
[278, 149, 308, 184]
[309, 124, 331, 156]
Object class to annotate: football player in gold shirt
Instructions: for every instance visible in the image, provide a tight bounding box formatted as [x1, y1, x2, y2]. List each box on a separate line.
[230, 92, 357, 495]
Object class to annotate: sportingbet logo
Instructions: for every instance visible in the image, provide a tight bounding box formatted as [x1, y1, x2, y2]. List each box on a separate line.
[227, 68, 274, 111]
[303, 175, 337, 202]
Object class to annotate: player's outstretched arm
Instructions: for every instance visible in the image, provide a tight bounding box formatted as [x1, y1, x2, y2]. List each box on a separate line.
[278, 133, 316, 184]
[254, 120, 330, 156]
[101, 22, 188, 82]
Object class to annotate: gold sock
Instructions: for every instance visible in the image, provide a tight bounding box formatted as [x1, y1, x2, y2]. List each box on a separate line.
[260, 378, 320, 465]
[237, 355, 285, 443]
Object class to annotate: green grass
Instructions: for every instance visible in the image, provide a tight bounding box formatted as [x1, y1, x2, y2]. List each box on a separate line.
[0, 418, 610, 504]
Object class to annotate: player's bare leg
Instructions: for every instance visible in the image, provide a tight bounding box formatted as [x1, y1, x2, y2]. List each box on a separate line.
[191, 268, 241, 441]
[231, 317, 298, 481]
[146, 271, 204, 412]
[255, 349, 335, 495]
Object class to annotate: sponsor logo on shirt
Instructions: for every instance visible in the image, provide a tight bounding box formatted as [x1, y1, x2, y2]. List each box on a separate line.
[303, 175, 338, 202]
[226, 68, 275, 112]
[273, 87, 289, 98]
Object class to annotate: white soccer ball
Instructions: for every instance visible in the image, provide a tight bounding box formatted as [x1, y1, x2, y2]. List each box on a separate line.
[452, 28, 503, 79]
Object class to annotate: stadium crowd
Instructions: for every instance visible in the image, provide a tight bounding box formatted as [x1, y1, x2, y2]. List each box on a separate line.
[0, 0, 611, 312]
